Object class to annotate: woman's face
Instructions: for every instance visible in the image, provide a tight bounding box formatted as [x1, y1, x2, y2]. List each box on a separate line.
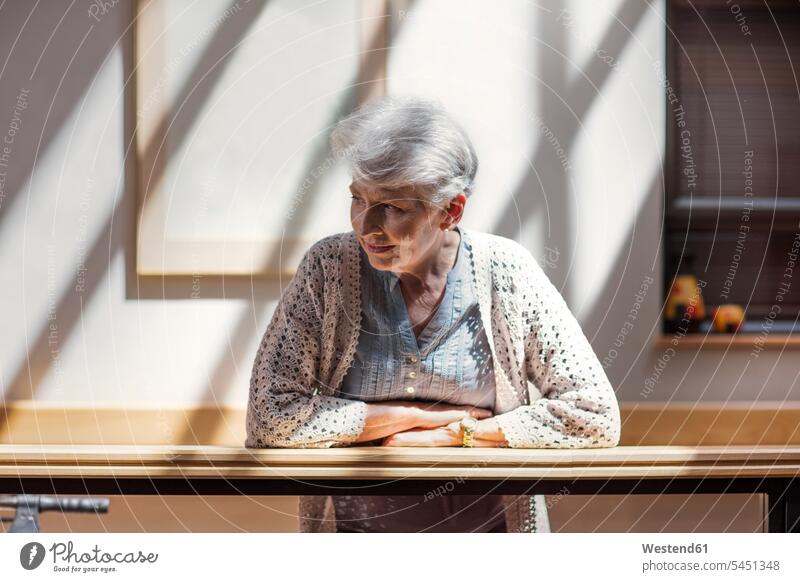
[349, 179, 458, 273]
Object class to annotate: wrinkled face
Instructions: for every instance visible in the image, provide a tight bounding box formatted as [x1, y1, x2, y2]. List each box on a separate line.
[349, 179, 450, 273]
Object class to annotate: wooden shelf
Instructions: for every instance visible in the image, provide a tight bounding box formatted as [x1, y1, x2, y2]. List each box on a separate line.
[655, 333, 800, 349]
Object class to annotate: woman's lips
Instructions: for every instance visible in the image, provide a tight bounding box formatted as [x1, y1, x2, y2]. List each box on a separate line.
[363, 241, 394, 254]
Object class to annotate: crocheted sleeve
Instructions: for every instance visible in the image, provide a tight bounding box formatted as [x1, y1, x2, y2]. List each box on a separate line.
[245, 243, 367, 449]
[492, 241, 621, 449]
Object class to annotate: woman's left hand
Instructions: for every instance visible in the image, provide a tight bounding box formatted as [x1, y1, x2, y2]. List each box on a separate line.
[381, 420, 497, 447]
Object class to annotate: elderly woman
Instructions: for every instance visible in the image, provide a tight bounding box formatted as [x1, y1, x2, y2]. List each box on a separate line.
[246, 96, 620, 533]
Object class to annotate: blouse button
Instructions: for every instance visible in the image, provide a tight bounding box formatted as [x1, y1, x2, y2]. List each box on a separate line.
[405, 386, 415, 394]
[408, 355, 418, 363]
[407, 371, 417, 379]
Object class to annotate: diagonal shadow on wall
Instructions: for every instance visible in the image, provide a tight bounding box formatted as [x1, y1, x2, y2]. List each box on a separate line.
[174, 3, 407, 446]
[1, 0, 403, 449]
[495, 0, 652, 301]
[2, 0, 268, 406]
[0, 3, 130, 231]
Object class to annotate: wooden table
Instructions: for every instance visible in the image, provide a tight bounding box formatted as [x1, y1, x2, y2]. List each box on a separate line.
[2, 444, 799, 532]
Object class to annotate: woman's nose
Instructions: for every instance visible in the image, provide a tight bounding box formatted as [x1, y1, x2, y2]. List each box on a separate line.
[355, 204, 383, 236]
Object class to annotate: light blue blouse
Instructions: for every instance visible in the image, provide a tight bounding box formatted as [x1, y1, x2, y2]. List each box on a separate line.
[334, 227, 506, 532]
[339, 226, 496, 408]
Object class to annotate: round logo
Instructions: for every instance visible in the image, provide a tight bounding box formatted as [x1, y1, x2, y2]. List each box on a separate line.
[20, 542, 46, 570]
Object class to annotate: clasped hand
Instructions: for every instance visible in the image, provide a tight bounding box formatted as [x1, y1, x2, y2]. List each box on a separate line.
[381, 404, 500, 447]
[382, 420, 497, 446]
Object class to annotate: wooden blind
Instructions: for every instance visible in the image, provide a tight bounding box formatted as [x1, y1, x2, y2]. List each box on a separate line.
[665, 0, 800, 327]
[667, 0, 800, 217]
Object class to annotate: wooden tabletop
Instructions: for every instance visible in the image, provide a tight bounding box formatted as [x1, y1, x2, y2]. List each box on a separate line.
[3, 444, 800, 480]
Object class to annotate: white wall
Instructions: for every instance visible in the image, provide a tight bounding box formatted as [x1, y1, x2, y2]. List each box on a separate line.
[1, 0, 797, 411]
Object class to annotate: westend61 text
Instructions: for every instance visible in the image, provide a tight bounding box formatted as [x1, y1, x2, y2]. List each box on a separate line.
[642, 543, 708, 554]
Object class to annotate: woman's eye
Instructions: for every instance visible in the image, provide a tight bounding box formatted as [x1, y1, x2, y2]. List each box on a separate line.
[349, 196, 403, 213]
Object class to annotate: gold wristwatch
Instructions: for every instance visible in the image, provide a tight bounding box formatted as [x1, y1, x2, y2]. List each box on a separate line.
[459, 416, 478, 447]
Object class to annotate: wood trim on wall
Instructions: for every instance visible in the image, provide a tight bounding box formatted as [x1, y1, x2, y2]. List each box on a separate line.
[2, 402, 800, 446]
[655, 334, 800, 349]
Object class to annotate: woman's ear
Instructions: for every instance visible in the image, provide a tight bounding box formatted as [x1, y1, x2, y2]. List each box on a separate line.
[446, 193, 466, 226]
[437, 193, 466, 230]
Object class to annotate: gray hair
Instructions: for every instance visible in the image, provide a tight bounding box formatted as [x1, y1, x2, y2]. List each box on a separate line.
[330, 96, 478, 204]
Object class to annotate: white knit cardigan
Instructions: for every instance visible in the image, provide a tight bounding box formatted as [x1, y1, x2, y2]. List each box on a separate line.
[245, 227, 621, 533]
